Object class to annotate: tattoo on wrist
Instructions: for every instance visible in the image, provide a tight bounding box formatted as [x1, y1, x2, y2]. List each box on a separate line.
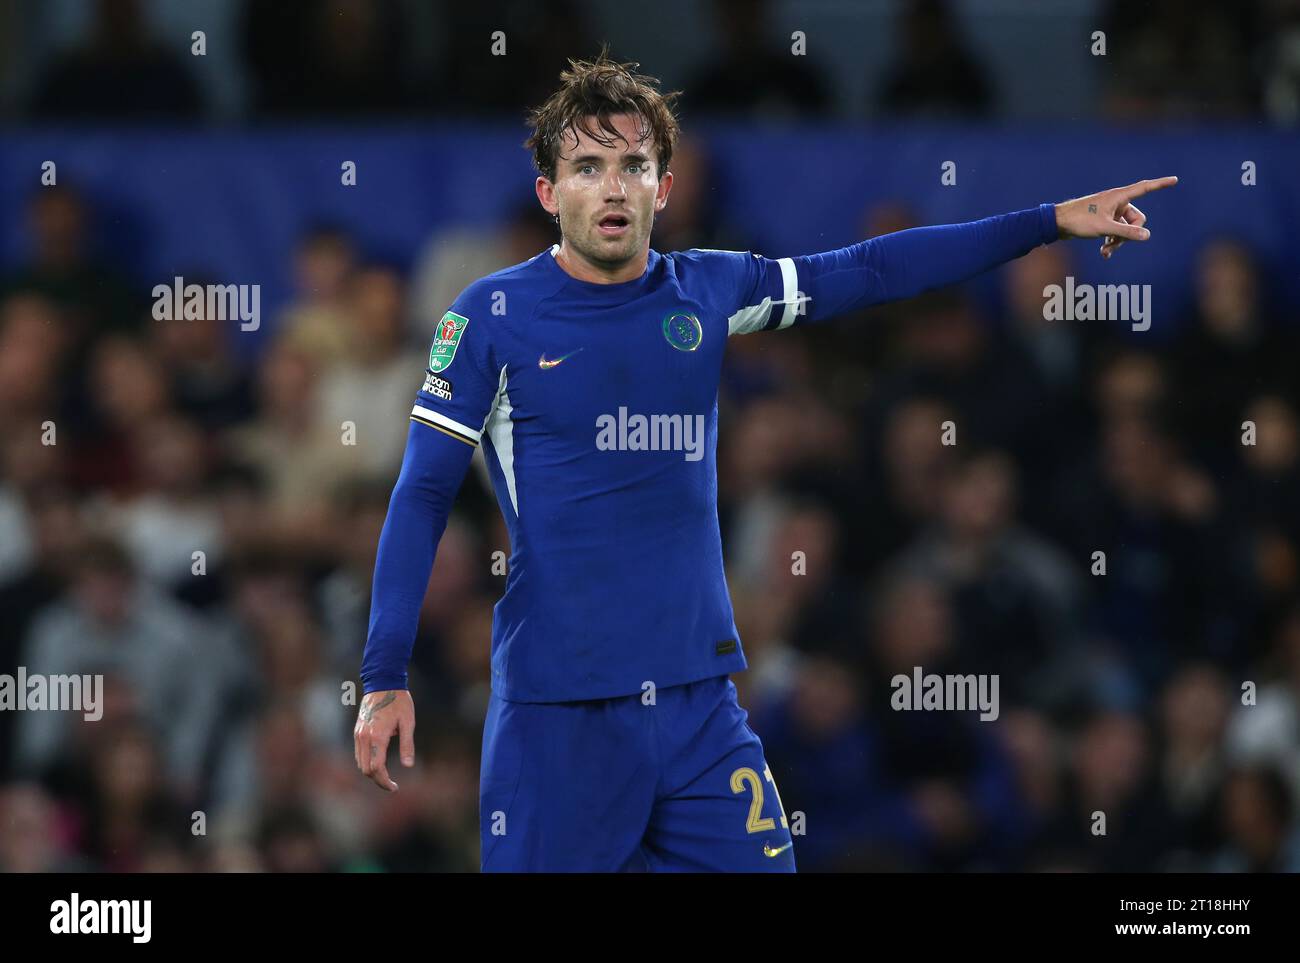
[360, 691, 397, 722]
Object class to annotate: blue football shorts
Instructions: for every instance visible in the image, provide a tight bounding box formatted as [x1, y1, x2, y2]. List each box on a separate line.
[479, 674, 797, 872]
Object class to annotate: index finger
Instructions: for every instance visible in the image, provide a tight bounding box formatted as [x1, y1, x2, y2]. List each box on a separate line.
[1123, 176, 1178, 200]
[368, 729, 398, 791]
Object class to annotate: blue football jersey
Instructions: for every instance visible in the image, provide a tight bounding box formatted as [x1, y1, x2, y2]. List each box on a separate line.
[407, 245, 804, 701]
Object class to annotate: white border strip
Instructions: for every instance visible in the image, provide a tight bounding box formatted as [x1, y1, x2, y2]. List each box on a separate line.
[776, 257, 799, 329]
[411, 404, 482, 444]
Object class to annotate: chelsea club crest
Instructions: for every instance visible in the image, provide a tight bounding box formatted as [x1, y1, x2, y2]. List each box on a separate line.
[662, 312, 702, 352]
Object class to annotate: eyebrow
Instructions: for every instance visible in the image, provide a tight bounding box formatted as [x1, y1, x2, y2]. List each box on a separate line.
[567, 153, 651, 167]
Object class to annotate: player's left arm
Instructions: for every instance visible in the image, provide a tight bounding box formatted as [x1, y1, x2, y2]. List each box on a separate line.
[721, 176, 1177, 332]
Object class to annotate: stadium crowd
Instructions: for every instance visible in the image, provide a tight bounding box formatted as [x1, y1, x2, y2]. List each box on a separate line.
[5, 0, 1300, 124]
[1, 0, 1299, 873]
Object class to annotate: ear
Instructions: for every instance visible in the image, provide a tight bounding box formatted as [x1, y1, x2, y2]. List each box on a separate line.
[536, 176, 558, 216]
[654, 170, 673, 213]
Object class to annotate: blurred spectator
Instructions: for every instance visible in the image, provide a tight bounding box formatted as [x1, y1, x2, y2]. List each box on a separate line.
[317, 265, 419, 476]
[242, 0, 410, 118]
[69, 335, 173, 494]
[729, 580, 802, 712]
[859, 574, 1029, 869]
[722, 395, 853, 587]
[892, 449, 1083, 706]
[0, 488, 83, 779]
[76, 723, 192, 872]
[0, 294, 73, 442]
[0, 783, 89, 872]
[1208, 765, 1300, 871]
[433, 600, 494, 724]
[999, 709, 1066, 867]
[757, 502, 862, 662]
[26, 0, 205, 121]
[754, 655, 913, 871]
[256, 805, 338, 872]
[0, 186, 140, 340]
[316, 480, 391, 677]
[860, 291, 1055, 489]
[429, 0, 597, 115]
[104, 413, 224, 590]
[1050, 368, 1238, 694]
[1226, 607, 1300, 799]
[152, 284, 256, 432]
[275, 225, 360, 368]
[1035, 710, 1175, 871]
[1222, 395, 1300, 643]
[1000, 245, 1103, 525]
[1159, 664, 1232, 859]
[1171, 238, 1295, 465]
[212, 699, 367, 867]
[209, 606, 352, 819]
[851, 396, 960, 571]
[1263, 0, 1300, 123]
[15, 537, 222, 794]
[1101, 0, 1264, 119]
[683, 0, 832, 119]
[876, 0, 994, 117]
[650, 138, 752, 254]
[406, 515, 485, 692]
[369, 714, 480, 871]
[221, 341, 359, 540]
[407, 202, 555, 342]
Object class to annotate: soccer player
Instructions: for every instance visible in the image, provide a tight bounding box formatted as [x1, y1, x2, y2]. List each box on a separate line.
[354, 52, 1176, 872]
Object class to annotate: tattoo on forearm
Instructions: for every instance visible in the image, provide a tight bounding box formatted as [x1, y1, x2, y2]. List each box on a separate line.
[1088, 203, 1097, 213]
[360, 692, 397, 723]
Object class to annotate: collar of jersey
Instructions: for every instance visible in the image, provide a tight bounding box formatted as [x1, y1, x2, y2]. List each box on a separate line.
[543, 243, 661, 298]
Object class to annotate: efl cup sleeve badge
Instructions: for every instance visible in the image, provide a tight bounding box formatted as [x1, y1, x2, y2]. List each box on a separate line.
[429, 311, 470, 373]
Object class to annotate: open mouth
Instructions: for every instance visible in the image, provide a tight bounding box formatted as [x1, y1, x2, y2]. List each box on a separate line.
[597, 213, 630, 236]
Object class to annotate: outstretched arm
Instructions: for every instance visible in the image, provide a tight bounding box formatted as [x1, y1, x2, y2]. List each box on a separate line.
[713, 176, 1178, 333]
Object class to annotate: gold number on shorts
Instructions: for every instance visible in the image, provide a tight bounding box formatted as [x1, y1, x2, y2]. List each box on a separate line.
[730, 766, 776, 834]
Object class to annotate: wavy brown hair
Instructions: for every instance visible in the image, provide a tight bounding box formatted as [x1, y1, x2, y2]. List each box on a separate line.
[525, 48, 681, 183]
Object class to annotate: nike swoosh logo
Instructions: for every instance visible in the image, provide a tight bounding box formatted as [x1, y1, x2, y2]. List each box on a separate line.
[538, 348, 583, 369]
[763, 840, 793, 858]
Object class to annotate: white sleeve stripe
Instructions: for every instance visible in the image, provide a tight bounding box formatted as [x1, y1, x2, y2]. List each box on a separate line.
[410, 404, 482, 443]
[776, 257, 799, 329]
[727, 297, 774, 336]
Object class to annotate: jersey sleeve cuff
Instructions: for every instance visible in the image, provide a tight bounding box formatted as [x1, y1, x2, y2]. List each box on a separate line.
[1037, 202, 1059, 245]
[362, 673, 408, 694]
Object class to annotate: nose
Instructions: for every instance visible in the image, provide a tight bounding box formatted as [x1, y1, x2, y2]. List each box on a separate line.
[602, 167, 627, 200]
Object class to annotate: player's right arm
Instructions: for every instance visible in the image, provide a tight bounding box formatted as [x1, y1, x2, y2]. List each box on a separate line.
[355, 293, 498, 792]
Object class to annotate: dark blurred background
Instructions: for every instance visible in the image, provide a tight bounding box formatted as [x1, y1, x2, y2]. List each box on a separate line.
[2, 0, 1300, 873]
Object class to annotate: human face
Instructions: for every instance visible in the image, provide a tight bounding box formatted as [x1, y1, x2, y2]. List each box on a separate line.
[536, 112, 672, 283]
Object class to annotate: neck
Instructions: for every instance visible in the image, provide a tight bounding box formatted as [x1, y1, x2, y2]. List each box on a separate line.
[555, 239, 648, 284]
